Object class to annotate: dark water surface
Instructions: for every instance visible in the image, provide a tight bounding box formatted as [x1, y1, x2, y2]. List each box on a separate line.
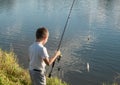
[0, 0, 120, 85]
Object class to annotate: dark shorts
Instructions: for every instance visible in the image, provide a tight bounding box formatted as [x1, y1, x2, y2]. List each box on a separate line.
[29, 69, 46, 85]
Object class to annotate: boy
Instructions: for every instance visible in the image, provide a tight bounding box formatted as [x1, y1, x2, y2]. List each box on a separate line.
[29, 27, 61, 85]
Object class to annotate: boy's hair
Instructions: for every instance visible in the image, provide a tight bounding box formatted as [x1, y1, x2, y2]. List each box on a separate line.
[36, 27, 48, 40]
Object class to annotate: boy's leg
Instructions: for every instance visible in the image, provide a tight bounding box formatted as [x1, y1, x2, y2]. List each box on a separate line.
[29, 70, 46, 85]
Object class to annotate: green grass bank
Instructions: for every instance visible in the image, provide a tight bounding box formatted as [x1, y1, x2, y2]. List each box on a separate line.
[0, 49, 68, 85]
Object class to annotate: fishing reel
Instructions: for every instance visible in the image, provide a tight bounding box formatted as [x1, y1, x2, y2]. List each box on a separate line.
[57, 54, 62, 62]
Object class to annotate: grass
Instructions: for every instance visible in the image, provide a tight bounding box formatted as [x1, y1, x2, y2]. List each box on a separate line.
[0, 49, 68, 85]
[103, 83, 119, 85]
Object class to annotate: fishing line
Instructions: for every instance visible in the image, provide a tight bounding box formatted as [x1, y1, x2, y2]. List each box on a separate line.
[48, 0, 76, 78]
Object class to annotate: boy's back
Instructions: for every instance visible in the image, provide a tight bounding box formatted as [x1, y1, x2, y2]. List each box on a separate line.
[29, 42, 49, 73]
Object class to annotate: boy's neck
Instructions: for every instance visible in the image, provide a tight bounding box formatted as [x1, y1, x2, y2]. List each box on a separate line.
[36, 39, 44, 45]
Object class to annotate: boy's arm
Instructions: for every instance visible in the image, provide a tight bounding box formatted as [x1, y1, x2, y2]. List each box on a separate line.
[43, 51, 60, 66]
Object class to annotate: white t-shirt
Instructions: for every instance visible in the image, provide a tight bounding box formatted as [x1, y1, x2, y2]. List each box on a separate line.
[29, 42, 49, 72]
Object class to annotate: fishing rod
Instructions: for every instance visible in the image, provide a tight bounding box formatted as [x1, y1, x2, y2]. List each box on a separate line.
[48, 0, 76, 78]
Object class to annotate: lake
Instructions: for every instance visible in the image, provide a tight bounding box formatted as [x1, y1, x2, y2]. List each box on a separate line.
[0, 0, 120, 85]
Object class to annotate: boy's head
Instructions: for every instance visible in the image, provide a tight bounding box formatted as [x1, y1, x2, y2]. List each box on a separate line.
[36, 27, 49, 44]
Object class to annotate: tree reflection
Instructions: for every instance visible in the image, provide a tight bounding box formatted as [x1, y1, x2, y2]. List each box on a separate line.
[0, 0, 16, 13]
[98, 0, 114, 10]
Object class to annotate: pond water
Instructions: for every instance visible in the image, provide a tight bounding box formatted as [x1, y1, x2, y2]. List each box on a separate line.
[0, 0, 120, 85]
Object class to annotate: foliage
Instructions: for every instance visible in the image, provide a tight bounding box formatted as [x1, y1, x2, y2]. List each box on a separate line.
[47, 77, 68, 85]
[0, 49, 31, 85]
[103, 83, 118, 85]
[0, 49, 68, 85]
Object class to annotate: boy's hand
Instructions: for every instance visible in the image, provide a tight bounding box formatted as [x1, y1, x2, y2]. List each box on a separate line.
[55, 50, 61, 57]
[57, 50, 62, 62]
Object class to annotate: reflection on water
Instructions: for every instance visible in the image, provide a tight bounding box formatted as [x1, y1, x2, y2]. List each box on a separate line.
[0, 0, 120, 85]
[0, 0, 15, 13]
